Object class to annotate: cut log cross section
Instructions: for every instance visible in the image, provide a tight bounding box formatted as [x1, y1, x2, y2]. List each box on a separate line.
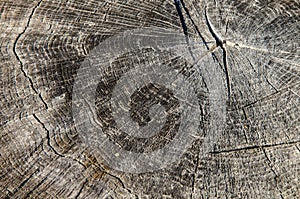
[0, 0, 299, 198]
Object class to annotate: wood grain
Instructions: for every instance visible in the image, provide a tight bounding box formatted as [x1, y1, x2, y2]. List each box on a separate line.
[0, 0, 299, 198]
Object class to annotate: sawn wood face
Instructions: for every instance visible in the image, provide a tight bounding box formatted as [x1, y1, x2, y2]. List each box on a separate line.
[0, 0, 299, 198]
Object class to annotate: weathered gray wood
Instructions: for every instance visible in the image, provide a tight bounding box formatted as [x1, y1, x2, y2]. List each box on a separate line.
[0, 0, 299, 198]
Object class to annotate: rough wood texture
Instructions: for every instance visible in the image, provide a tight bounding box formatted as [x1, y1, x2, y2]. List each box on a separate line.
[0, 0, 299, 198]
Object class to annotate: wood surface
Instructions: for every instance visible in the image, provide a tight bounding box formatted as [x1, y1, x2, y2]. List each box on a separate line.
[0, 0, 299, 198]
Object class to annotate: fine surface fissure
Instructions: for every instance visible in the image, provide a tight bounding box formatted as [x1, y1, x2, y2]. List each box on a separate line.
[210, 140, 300, 154]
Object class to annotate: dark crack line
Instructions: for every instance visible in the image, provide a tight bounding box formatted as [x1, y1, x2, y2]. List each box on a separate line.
[32, 115, 91, 183]
[75, 179, 88, 199]
[262, 148, 284, 199]
[178, 0, 209, 50]
[78, 158, 139, 198]
[204, 8, 222, 46]
[174, 0, 209, 91]
[105, 171, 137, 197]
[229, 82, 299, 112]
[221, 48, 231, 98]
[225, 20, 229, 35]
[210, 140, 300, 154]
[12, 0, 48, 110]
[25, 115, 133, 197]
[32, 114, 88, 170]
[174, 0, 196, 62]
[23, 175, 48, 198]
[17, 170, 39, 190]
[176, 1, 230, 100]
[265, 74, 279, 92]
[204, 6, 231, 99]
[32, 114, 63, 157]
[9, 169, 40, 197]
[262, 61, 279, 92]
[174, 0, 188, 36]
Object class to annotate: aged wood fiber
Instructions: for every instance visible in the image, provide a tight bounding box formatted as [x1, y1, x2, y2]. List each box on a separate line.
[0, 0, 299, 198]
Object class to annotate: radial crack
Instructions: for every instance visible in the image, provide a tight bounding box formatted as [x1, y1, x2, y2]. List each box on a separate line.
[173, 0, 209, 90]
[204, 6, 231, 99]
[262, 148, 284, 199]
[8, 169, 40, 197]
[210, 140, 300, 154]
[12, 0, 48, 110]
[32, 114, 89, 170]
[178, 0, 209, 50]
[23, 175, 48, 198]
[32, 114, 63, 157]
[229, 81, 300, 111]
[104, 170, 136, 197]
[174, 0, 188, 36]
[75, 180, 88, 199]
